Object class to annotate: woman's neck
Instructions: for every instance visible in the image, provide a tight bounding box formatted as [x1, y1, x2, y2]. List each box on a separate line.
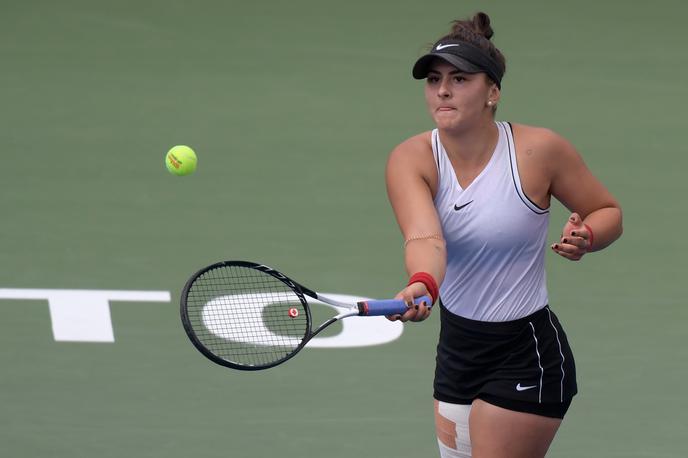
[438, 119, 499, 167]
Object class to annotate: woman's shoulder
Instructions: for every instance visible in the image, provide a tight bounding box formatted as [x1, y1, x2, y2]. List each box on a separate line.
[509, 122, 583, 178]
[509, 122, 573, 153]
[386, 131, 438, 187]
[390, 131, 433, 156]
[387, 131, 435, 172]
[510, 122, 562, 143]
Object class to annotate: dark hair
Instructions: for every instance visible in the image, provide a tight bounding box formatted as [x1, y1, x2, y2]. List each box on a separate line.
[436, 12, 506, 85]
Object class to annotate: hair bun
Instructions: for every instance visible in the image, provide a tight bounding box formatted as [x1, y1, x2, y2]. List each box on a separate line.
[472, 12, 494, 40]
[449, 11, 495, 41]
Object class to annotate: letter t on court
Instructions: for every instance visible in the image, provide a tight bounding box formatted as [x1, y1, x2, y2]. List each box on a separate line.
[0, 289, 171, 342]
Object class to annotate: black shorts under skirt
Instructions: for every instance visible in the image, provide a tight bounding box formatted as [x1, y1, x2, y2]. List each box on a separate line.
[434, 302, 577, 419]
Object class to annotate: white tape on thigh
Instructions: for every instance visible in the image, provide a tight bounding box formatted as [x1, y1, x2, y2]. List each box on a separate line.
[437, 401, 472, 458]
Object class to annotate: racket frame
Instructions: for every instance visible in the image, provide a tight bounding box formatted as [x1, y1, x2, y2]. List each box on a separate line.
[180, 260, 313, 371]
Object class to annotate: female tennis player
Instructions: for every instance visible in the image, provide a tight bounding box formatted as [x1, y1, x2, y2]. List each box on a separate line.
[386, 12, 623, 458]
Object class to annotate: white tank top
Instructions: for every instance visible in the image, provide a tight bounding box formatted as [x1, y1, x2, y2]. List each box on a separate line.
[432, 121, 549, 321]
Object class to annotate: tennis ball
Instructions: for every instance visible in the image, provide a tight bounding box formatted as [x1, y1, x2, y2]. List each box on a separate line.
[165, 145, 197, 176]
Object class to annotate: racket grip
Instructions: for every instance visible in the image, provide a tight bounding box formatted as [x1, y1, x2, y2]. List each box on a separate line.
[357, 295, 432, 316]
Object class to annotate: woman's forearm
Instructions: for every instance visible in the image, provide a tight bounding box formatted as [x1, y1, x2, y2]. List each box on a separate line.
[404, 238, 447, 284]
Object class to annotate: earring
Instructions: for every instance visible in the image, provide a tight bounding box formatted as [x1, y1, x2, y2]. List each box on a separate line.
[487, 101, 494, 106]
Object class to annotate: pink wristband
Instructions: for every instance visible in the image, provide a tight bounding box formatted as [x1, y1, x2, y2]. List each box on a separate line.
[407, 272, 439, 305]
[583, 223, 594, 251]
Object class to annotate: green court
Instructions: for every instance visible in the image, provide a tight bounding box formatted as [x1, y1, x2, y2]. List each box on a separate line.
[1, 1, 686, 456]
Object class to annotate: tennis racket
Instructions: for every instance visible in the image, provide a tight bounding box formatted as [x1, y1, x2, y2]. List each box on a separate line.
[180, 260, 431, 371]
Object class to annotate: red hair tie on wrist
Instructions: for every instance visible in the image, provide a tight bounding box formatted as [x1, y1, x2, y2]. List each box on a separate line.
[583, 223, 594, 251]
[407, 272, 439, 305]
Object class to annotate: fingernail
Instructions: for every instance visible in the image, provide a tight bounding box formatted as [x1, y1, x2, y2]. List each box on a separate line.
[571, 231, 578, 236]
[552, 244, 558, 249]
[562, 238, 568, 243]
[415, 305, 419, 310]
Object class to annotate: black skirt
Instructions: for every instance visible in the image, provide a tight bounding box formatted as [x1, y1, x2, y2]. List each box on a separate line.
[434, 302, 577, 419]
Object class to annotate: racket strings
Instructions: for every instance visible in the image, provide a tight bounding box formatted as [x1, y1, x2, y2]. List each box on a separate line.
[184, 264, 308, 368]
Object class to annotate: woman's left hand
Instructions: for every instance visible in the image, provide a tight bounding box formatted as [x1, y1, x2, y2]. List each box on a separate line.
[551, 212, 591, 261]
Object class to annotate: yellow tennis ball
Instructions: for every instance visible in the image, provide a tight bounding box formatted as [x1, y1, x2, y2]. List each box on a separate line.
[165, 145, 197, 176]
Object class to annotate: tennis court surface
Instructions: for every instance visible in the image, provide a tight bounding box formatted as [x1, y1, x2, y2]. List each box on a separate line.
[2, 1, 686, 456]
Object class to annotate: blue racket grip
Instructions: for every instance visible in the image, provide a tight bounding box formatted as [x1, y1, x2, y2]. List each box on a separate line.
[357, 295, 433, 316]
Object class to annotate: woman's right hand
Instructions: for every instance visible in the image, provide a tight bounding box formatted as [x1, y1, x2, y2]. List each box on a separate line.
[386, 282, 433, 322]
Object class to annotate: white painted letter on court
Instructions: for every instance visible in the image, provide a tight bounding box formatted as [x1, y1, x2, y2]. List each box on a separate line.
[0, 289, 171, 342]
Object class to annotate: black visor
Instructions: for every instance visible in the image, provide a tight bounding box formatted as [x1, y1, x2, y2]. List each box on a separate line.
[412, 39, 504, 88]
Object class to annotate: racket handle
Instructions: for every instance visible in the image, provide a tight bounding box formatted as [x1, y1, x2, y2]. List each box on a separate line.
[357, 295, 432, 316]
